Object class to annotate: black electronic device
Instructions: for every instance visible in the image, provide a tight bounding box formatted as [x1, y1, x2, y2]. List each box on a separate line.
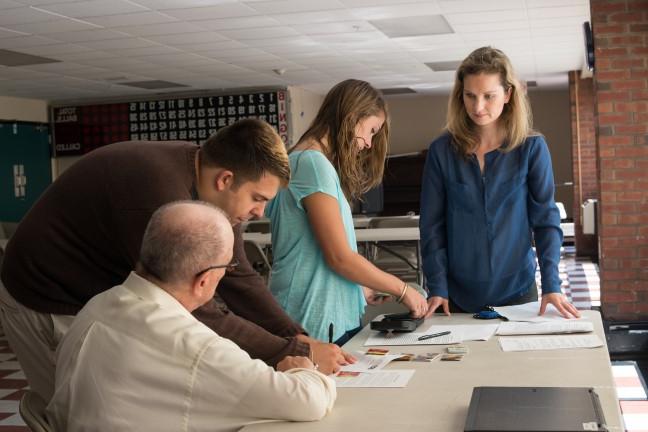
[464, 387, 608, 432]
[370, 312, 424, 333]
[583, 21, 595, 71]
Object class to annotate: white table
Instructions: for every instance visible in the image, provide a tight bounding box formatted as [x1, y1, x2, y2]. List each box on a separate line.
[241, 310, 622, 432]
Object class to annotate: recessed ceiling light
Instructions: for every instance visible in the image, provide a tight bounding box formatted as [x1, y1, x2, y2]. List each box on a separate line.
[369, 15, 453, 38]
[117, 80, 189, 90]
[0, 49, 60, 67]
[425, 60, 461, 72]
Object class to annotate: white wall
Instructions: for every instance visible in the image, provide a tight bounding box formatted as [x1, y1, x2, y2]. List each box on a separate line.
[0, 96, 48, 123]
[386, 94, 449, 154]
[287, 86, 324, 148]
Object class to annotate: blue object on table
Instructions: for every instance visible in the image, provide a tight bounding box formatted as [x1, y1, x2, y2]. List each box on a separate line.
[473, 306, 508, 321]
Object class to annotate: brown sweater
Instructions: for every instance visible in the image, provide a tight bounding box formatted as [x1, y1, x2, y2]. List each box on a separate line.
[1, 140, 308, 365]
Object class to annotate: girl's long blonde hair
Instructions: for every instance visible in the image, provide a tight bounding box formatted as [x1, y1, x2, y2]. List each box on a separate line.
[446, 46, 536, 158]
[296, 79, 389, 200]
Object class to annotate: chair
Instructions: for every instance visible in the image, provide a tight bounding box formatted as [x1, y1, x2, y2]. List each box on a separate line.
[244, 219, 271, 234]
[243, 240, 272, 283]
[19, 391, 54, 432]
[366, 216, 422, 285]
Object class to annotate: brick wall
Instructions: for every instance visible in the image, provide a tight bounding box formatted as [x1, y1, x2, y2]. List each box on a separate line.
[568, 72, 598, 258]
[591, 0, 648, 320]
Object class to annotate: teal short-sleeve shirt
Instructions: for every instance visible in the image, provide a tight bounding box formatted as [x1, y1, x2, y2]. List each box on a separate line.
[266, 150, 365, 342]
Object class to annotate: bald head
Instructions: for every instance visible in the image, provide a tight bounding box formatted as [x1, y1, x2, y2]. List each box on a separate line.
[138, 201, 233, 285]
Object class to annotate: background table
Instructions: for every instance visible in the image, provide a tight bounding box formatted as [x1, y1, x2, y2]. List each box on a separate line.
[241, 310, 622, 432]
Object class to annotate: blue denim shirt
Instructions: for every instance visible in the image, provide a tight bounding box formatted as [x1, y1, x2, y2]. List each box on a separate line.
[420, 132, 563, 312]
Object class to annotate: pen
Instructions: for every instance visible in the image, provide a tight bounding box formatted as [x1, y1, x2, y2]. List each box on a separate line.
[328, 323, 334, 344]
[417, 330, 451, 341]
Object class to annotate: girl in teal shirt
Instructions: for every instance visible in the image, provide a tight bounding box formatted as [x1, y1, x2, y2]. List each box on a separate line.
[266, 79, 428, 344]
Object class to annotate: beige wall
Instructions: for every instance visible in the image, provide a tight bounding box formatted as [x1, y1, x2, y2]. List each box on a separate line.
[0, 96, 48, 123]
[386, 94, 449, 154]
[528, 89, 573, 218]
[287, 86, 323, 148]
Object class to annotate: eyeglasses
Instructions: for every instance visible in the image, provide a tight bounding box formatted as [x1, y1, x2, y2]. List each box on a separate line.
[194, 259, 239, 277]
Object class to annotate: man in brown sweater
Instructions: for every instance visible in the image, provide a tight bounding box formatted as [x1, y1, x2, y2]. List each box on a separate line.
[0, 118, 352, 402]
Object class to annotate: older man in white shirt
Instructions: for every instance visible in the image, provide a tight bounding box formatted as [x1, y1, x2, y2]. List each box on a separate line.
[47, 201, 336, 432]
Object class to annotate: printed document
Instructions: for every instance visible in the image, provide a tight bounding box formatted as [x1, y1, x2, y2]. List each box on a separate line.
[339, 352, 402, 373]
[498, 334, 604, 352]
[334, 370, 415, 388]
[364, 324, 498, 346]
[496, 320, 594, 335]
[494, 301, 582, 322]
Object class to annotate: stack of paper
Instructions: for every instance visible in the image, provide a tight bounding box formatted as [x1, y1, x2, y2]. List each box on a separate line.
[496, 321, 594, 335]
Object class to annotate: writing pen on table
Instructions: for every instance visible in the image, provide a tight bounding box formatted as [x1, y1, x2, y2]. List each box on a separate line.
[417, 330, 451, 341]
[328, 323, 334, 344]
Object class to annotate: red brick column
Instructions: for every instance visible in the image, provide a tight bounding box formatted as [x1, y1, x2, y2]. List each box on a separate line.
[591, 0, 648, 320]
[568, 71, 598, 258]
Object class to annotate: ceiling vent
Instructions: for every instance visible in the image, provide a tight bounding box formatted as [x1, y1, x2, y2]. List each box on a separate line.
[425, 60, 461, 72]
[116, 80, 189, 90]
[380, 87, 417, 95]
[0, 49, 60, 67]
[369, 15, 454, 38]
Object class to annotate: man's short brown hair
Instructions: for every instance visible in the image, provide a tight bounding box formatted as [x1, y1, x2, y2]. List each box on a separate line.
[201, 118, 290, 187]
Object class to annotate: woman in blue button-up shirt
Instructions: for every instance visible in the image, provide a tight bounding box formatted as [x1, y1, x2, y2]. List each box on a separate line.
[420, 47, 580, 319]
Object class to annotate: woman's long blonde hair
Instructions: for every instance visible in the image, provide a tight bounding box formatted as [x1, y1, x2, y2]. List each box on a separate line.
[446, 46, 536, 158]
[296, 79, 389, 200]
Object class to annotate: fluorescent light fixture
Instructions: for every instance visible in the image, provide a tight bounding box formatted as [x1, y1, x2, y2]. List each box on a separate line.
[0, 49, 60, 67]
[369, 15, 453, 38]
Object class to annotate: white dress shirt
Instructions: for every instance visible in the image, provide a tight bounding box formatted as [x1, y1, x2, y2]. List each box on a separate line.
[47, 272, 336, 432]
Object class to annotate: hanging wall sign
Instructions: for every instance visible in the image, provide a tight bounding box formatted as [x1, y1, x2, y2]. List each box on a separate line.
[52, 89, 288, 157]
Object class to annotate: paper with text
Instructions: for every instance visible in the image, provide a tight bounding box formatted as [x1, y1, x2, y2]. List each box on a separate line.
[498, 334, 604, 352]
[496, 320, 594, 335]
[339, 352, 402, 373]
[364, 324, 498, 346]
[334, 370, 415, 388]
[494, 301, 582, 322]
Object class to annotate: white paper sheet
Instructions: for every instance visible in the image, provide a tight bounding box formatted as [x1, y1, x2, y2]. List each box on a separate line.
[496, 320, 594, 335]
[339, 352, 402, 373]
[334, 369, 415, 388]
[364, 324, 499, 346]
[494, 301, 582, 322]
[498, 334, 604, 352]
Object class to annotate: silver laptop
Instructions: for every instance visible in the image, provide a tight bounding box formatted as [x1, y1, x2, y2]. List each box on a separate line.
[464, 387, 608, 432]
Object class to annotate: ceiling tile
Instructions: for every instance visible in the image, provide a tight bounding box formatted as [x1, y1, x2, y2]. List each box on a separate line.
[80, 12, 179, 28]
[0, 34, 61, 48]
[438, 0, 523, 14]
[145, 31, 227, 46]
[219, 26, 299, 40]
[5, 19, 101, 34]
[193, 16, 281, 31]
[160, 3, 259, 20]
[290, 20, 374, 36]
[130, 0, 241, 10]
[114, 22, 208, 37]
[270, 10, 356, 25]
[48, 29, 131, 43]
[246, 0, 346, 14]
[0, 6, 61, 25]
[0, 0, 26, 9]
[34, 0, 147, 19]
[77, 37, 159, 51]
[348, 3, 442, 20]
